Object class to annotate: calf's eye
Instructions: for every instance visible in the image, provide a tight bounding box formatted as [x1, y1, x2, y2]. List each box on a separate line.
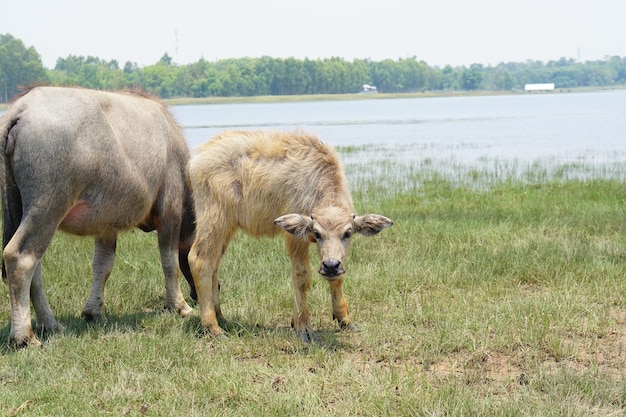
[313, 231, 322, 240]
[343, 229, 353, 240]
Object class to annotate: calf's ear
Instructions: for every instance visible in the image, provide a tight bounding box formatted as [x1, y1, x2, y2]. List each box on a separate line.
[354, 214, 393, 236]
[274, 214, 313, 238]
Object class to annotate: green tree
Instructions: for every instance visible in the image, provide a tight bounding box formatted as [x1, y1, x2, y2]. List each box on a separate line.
[159, 52, 173, 66]
[51, 55, 126, 90]
[124, 61, 139, 74]
[3, 34, 623, 99]
[137, 63, 175, 97]
[397, 58, 428, 92]
[0, 34, 48, 102]
[369, 59, 396, 92]
[461, 64, 484, 90]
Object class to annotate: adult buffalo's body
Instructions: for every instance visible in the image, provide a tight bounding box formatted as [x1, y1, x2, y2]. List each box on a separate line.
[188, 130, 393, 342]
[0, 86, 196, 347]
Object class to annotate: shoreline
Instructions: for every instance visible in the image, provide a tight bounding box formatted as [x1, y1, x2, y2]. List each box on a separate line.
[1, 86, 622, 110]
[162, 86, 626, 106]
[164, 86, 621, 106]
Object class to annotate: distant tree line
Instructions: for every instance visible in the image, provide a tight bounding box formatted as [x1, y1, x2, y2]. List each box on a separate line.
[2, 33, 626, 102]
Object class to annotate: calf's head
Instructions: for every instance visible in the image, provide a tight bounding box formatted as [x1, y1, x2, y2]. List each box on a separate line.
[275, 206, 393, 280]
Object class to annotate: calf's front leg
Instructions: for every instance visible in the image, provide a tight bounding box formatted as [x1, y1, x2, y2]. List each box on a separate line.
[287, 237, 319, 343]
[328, 277, 358, 332]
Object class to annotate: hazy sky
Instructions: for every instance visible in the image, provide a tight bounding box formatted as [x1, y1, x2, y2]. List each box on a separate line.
[4, 0, 624, 69]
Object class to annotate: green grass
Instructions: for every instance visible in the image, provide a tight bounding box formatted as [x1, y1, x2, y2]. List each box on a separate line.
[1, 160, 625, 416]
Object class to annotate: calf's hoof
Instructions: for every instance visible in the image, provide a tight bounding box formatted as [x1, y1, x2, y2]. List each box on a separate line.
[201, 329, 228, 341]
[212, 332, 228, 341]
[295, 325, 321, 344]
[199, 322, 228, 341]
[339, 321, 360, 333]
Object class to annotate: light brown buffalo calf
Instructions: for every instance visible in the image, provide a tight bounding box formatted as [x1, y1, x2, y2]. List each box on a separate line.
[188, 130, 392, 342]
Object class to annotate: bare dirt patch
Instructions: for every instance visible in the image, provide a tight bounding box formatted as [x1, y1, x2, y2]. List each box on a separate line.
[423, 308, 626, 388]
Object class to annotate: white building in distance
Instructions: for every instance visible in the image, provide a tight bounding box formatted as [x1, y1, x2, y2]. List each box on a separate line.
[524, 83, 555, 92]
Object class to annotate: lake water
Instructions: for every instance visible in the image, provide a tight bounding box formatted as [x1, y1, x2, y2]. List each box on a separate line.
[2, 90, 624, 186]
[172, 90, 626, 186]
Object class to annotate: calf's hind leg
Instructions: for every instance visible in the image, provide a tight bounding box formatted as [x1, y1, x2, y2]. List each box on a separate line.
[189, 217, 235, 339]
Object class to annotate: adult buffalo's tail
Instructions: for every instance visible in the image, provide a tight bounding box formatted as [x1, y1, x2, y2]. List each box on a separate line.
[0, 111, 23, 283]
[179, 187, 198, 301]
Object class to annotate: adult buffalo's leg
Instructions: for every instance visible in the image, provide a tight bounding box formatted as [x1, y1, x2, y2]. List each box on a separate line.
[5, 248, 38, 347]
[4, 215, 59, 347]
[328, 277, 358, 332]
[31, 261, 63, 335]
[82, 233, 117, 321]
[158, 226, 193, 317]
[286, 236, 319, 343]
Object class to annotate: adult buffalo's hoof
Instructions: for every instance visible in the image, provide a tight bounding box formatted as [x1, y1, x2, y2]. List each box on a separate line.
[35, 320, 65, 335]
[169, 302, 193, 318]
[81, 310, 105, 322]
[179, 305, 194, 317]
[9, 333, 42, 349]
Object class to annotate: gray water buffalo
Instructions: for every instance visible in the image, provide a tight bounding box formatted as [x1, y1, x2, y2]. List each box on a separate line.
[188, 130, 393, 342]
[0, 86, 196, 347]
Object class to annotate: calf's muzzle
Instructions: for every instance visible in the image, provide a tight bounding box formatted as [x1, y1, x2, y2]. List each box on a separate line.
[319, 258, 344, 279]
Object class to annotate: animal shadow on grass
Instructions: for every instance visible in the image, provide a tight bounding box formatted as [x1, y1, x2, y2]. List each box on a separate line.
[0, 294, 191, 353]
[0, 311, 157, 353]
[0, 305, 352, 353]
[185, 314, 353, 352]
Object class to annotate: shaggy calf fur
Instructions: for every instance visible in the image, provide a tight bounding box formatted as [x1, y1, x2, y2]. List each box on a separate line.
[188, 130, 392, 342]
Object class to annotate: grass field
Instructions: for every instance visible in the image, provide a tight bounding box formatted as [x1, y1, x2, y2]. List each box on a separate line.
[1, 157, 625, 416]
